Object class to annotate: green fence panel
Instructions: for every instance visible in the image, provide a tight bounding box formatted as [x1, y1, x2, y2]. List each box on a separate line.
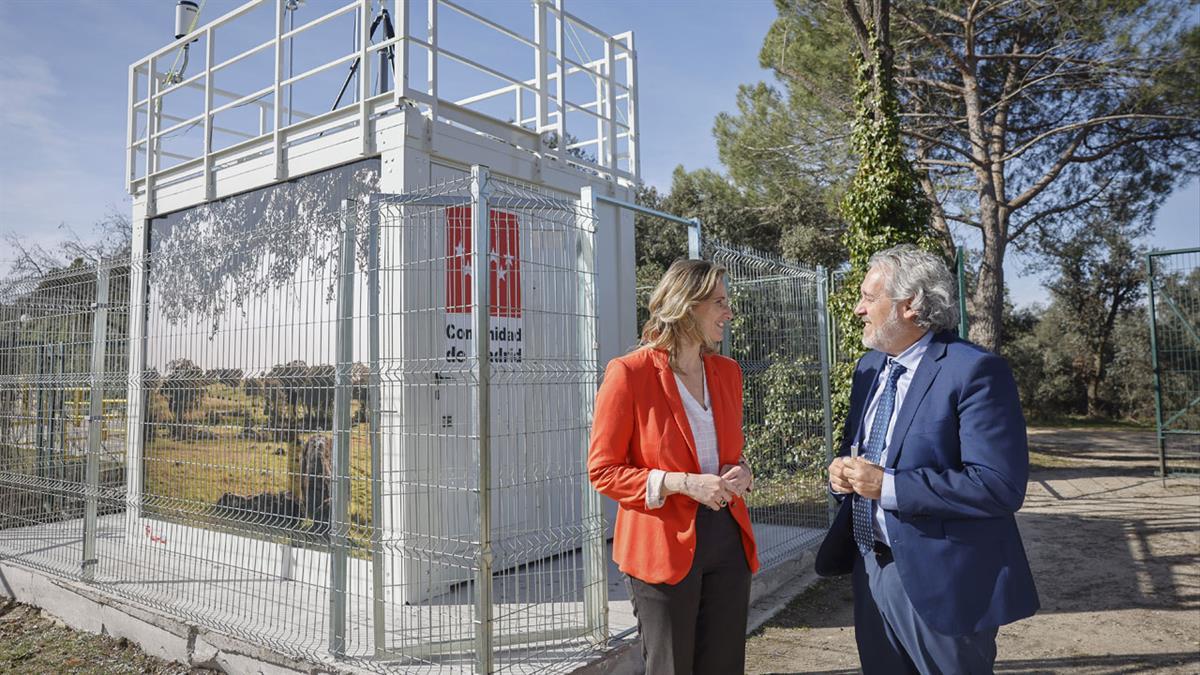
[1147, 247, 1200, 476]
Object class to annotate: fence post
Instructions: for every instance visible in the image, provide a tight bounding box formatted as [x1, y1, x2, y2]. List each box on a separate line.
[471, 165, 495, 674]
[955, 246, 968, 340]
[329, 199, 357, 658]
[82, 264, 111, 582]
[687, 219, 702, 260]
[1146, 253, 1168, 480]
[578, 186, 608, 644]
[35, 344, 44, 499]
[816, 266, 835, 520]
[365, 196, 387, 658]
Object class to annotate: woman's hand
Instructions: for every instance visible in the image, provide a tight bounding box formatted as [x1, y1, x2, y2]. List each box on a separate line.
[665, 472, 736, 510]
[720, 461, 753, 498]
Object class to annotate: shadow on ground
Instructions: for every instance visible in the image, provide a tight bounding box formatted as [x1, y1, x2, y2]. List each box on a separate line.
[745, 427, 1200, 675]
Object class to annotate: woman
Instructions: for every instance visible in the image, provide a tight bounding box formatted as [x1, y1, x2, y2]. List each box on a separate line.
[588, 259, 759, 675]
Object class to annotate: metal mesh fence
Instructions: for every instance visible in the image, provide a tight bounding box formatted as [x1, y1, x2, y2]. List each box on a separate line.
[704, 240, 833, 568]
[0, 261, 130, 580]
[1148, 248, 1200, 475]
[630, 227, 835, 571]
[0, 170, 603, 673]
[370, 172, 603, 671]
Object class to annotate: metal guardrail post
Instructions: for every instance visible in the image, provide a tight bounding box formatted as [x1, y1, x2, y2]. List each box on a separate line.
[955, 246, 968, 340]
[535, 1, 549, 132]
[82, 265, 111, 582]
[816, 266, 836, 521]
[471, 165, 495, 674]
[330, 199, 357, 658]
[687, 218, 701, 260]
[272, 0, 285, 181]
[577, 186, 608, 643]
[366, 195, 387, 658]
[35, 344, 44, 478]
[1146, 253, 1168, 480]
[52, 342, 64, 515]
[394, 0, 409, 105]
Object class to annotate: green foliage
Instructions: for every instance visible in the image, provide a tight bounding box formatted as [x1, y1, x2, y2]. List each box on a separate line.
[1035, 219, 1147, 416]
[712, 83, 847, 267]
[737, 0, 1200, 353]
[633, 183, 683, 278]
[1005, 301, 1158, 423]
[1105, 309, 1156, 422]
[743, 356, 828, 480]
[662, 167, 781, 255]
[1150, 265, 1200, 431]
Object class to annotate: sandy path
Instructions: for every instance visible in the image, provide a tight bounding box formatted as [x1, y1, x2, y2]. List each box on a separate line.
[744, 428, 1200, 674]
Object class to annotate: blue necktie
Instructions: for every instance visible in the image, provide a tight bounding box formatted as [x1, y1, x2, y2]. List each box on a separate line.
[853, 359, 907, 555]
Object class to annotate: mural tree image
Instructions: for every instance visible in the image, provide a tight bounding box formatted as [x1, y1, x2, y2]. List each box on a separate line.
[161, 359, 206, 436]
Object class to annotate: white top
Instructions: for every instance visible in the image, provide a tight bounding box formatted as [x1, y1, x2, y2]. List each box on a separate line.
[645, 368, 719, 509]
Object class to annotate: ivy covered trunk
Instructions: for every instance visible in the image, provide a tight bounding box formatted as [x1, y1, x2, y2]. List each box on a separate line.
[830, 14, 933, 431]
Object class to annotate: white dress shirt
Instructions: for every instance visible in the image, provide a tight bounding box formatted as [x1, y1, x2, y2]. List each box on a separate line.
[859, 330, 933, 545]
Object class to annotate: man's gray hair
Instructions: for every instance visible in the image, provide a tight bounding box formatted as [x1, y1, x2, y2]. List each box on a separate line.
[869, 244, 960, 333]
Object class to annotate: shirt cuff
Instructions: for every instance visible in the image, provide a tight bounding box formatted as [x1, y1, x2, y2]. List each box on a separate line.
[646, 469, 667, 509]
[880, 468, 897, 511]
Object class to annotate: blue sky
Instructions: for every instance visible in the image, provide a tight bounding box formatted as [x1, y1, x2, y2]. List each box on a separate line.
[1, 0, 1196, 307]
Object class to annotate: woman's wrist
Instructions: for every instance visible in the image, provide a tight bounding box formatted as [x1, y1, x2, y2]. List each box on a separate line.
[663, 472, 690, 497]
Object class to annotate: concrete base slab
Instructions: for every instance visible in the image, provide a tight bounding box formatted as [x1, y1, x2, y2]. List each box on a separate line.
[0, 560, 323, 674]
[0, 516, 822, 674]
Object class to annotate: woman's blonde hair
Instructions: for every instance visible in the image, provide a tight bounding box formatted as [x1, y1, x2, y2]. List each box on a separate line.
[640, 259, 728, 371]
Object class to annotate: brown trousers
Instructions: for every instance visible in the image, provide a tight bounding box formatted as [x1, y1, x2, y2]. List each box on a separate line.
[626, 507, 752, 675]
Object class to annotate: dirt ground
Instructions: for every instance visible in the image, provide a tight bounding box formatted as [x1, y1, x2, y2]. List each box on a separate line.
[745, 427, 1200, 674]
[0, 600, 218, 674]
[0, 427, 1194, 673]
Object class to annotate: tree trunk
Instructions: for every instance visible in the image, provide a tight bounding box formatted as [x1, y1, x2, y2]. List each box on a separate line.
[1086, 350, 1105, 418]
[961, 59, 1005, 353]
[970, 215, 1005, 353]
[1087, 299, 1122, 417]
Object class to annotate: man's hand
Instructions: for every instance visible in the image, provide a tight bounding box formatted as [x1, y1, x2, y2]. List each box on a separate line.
[843, 457, 884, 500]
[828, 457, 854, 494]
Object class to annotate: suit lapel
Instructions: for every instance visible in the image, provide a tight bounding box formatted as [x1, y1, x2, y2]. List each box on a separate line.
[655, 351, 699, 466]
[886, 334, 948, 468]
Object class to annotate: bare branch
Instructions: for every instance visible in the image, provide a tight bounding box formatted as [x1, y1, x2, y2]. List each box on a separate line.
[901, 128, 981, 164]
[1008, 131, 1086, 210]
[1067, 130, 1194, 164]
[893, 5, 971, 75]
[1002, 114, 1197, 164]
[1008, 175, 1117, 243]
[897, 76, 965, 96]
[840, 0, 873, 62]
[944, 212, 983, 228]
[914, 158, 975, 169]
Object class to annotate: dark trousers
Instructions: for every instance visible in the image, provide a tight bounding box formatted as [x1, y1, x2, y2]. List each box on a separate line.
[853, 545, 998, 675]
[625, 507, 752, 675]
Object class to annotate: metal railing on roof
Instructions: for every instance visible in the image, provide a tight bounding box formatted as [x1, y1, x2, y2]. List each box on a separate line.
[128, 0, 639, 210]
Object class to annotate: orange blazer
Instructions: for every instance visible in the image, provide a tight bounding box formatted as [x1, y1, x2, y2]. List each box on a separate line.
[588, 348, 759, 585]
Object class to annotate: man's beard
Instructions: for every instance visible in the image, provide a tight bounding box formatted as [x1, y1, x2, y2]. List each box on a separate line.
[862, 305, 903, 352]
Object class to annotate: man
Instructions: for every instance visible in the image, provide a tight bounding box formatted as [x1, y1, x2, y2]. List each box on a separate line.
[816, 244, 1039, 674]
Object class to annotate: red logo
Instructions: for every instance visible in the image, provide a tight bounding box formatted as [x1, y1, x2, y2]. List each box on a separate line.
[446, 206, 521, 318]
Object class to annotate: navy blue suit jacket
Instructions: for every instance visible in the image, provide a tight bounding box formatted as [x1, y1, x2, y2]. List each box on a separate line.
[815, 331, 1039, 636]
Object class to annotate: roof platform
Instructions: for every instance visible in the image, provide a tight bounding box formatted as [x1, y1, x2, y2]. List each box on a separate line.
[127, 0, 640, 218]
